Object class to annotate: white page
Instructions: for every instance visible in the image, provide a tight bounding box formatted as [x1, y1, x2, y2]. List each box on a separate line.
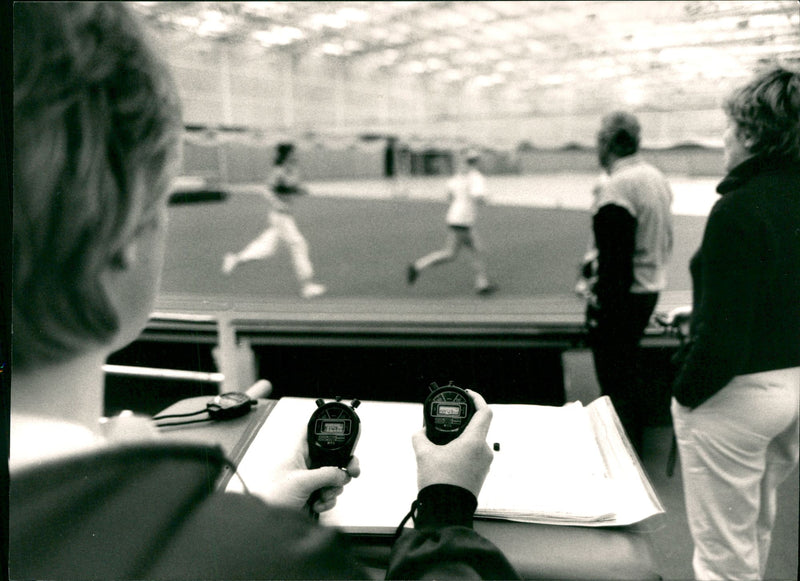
[586, 397, 665, 526]
[319, 400, 420, 531]
[228, 396, 663, 532]
[477, 402, 618, 523]
[226, 398, 421, 532]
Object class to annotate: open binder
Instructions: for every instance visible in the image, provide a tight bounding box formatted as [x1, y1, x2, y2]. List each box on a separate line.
[227, 396, 664, 534]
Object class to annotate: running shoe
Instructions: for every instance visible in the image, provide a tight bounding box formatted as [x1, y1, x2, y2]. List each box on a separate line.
[221, 253, 237, 275]
[407, 264, 418, 285]
[301, 282, 327, 299]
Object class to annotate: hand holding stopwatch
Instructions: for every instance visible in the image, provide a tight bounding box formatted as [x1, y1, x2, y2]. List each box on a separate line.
[306, 397, 360, 518]
[307, 397, 361, 469]
[423, 381, 476, 445]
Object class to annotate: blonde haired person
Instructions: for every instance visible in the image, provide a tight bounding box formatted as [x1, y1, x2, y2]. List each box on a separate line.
[671, 64, 800, 580]
[10, 4, 518, 579]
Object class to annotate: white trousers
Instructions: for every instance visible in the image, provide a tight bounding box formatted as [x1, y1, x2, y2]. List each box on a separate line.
[414, 226, 489, 289]
[671, 366, 799, 580]
[236, 211, 314, 283]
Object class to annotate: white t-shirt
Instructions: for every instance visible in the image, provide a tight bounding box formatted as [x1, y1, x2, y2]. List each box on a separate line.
[445, 169, 486, 227]
[595, 155, 674, 293]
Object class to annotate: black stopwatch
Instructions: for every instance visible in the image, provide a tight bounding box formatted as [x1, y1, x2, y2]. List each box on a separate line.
[423, 381, 476, 445]
[206, 392, 255, 420]
[307, 397, 361, 469]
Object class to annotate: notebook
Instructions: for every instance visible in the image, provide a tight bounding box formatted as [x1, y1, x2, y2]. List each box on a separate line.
[227, 396, 664, 533]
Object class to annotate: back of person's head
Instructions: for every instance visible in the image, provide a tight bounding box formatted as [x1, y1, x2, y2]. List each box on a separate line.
[275, 143, 295, 166]
[465, 150, 480, 167]
[597, 111, 641, 168]
[13, 2, 183, 370]
[723, 63, 800, 162]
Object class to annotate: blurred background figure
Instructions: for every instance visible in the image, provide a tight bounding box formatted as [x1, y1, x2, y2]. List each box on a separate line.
[585, 111, 674, 454]
[407, 150, 496, 296]
[670, 64, 800, 581]
[574, 172, 609, 299]
[222, 143, 327, 299]
[385, 136, 411, 198]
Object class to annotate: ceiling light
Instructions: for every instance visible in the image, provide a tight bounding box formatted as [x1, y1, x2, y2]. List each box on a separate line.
[497, 61, 515, 73]
[252, 26, 305, 47]
[322, 43, 345, 56]
[197, 11, 231, 37]
[408, 61, 427, 74]
[472, 73, 505, 88]
[309, 12, 349, 30]
[173, 15, 201, 29]
[443, 69, 465, 82]
[426, 58, 446, 71]
[526, 40, 548, 54]
[337, 7, 369, 24]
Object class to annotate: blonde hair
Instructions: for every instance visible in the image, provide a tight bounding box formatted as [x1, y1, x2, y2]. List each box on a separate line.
[723, 64, 800, 161]
[13, 3, 183, 369]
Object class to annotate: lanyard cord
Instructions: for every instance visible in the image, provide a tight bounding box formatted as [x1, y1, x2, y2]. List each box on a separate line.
[152, 408, 212, 428]
[153, 409, 207, 420]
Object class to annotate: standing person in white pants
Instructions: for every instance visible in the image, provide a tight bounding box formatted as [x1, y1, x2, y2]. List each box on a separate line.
[407, 150, 496, 296]
[222, 143, 326, 299]
[670, 64, 800, 580]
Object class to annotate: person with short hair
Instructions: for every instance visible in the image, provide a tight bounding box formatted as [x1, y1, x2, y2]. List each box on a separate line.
[222, 142, 327, 299]
[671, 64, 800, 580]
[10, 4, 519, 579]
[407, 150, 497, 296]
[585, 110, 674, 454]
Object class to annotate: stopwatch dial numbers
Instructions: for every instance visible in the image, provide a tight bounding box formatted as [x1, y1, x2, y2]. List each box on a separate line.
[432, 391, 466, 404]
[321, 407, 345, 419]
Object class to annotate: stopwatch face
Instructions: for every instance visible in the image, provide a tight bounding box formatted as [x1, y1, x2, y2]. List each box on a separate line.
[429, 390, 469, 430]
[312, 405, 354, 448]
[215, 392, 251, 408]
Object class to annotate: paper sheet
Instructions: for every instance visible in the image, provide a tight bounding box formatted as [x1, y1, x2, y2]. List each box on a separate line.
[227, 396, 663, 532]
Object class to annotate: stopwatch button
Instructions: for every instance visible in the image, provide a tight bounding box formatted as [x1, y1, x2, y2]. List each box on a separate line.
[315, 399, 325, 408]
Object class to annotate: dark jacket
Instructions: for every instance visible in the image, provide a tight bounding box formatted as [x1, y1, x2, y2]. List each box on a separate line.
[672, 154, 800, 408]
[10, 442, 519, 580]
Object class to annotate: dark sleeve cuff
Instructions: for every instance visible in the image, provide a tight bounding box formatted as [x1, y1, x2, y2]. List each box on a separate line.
[414, 484, 477, 530]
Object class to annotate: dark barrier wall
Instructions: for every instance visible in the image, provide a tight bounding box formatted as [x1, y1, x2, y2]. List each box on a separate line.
[516, 146, 724, 176]
[179, 135, 724, 184]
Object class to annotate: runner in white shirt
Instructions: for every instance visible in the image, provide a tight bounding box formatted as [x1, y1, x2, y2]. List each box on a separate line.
[222, 143, 326, 299]
[407, 151, 496, 295]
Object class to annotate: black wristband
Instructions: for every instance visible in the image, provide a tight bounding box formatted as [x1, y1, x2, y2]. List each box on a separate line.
[414, 484, 477, 530]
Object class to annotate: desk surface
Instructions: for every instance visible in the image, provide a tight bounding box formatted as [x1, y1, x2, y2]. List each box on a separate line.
[157, 396, 661, 580]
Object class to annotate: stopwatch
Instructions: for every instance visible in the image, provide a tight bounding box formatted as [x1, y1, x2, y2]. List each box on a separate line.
[423, 381, 475, 445]
[307, 396, 361, 468]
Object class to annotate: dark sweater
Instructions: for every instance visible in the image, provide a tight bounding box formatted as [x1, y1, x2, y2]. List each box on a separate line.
[672, 154, 800, 408]
[10, 442, 520, 580]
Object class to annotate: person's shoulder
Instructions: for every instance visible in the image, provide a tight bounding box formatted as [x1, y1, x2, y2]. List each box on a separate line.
[151, 492, 363, 579]
[609, 158, 669, 196]
[596, 174, 634, 210]
[613, 156, 661, 178]
[705, 190, 758, 235]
